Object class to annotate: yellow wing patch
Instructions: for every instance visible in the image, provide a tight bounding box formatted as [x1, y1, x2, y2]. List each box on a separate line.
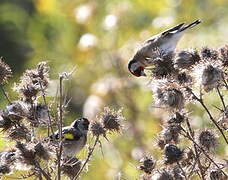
[64, 133, 74, 140]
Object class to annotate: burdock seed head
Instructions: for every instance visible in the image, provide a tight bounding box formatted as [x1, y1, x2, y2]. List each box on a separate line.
[0, 164, 11, 175]
[198, 129, 218, 151]
[209, 169, 226, 180]
[90, 121, 106, 137]
[100, 107, 124, 133]
[161, 124, 182, 144]
[164, 144, 184, 164]
[201, 47, 219, 60]
[139, 156, 155, 174]
[0, 58, 12, 85]
[34, 143, 50, 161]
[201, 65, 222, 92]
[152, 169, 174, 180]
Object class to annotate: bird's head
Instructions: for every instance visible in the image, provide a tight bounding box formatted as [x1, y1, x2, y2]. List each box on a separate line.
[71, 118, 90, 132]
[128, 59, 146, 77]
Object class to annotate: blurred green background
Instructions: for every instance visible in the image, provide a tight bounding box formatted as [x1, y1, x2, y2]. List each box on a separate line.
[0, 0, 228, 179]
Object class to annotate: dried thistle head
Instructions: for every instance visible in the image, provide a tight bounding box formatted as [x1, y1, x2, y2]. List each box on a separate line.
[176, 72, 193, 85]
[4, 101, 30, 121]
[152, 169, 174, 180]
[99, 107, 124, 133]
[0, 112, 14, 131]
[34, 143, 50, 161]
[62, 157, 81, 179]
[161, 124, 182, 144]
[201, 65, 223, 92]
[198, 129, 218, 151]
[90, 121, 106, 137]
[152, 80, 185, 110]
[174, 50, 200, 69]
[0, 164, 11, 175]
[167, 112, 185, 124]
[201, 47, 219, 60]
[164, 144, 184, 164]
[8, 125, 31, 141]
[139, 156, 155, 174]
[219, 45, 228, 67]
[15, 142, 36, 167]
[0, 58, 12, 85]
[13, 62, 49, 101]
[148, 55, 176, 79]
[209, 169, 226, 180]
[172, 166, 184, 180]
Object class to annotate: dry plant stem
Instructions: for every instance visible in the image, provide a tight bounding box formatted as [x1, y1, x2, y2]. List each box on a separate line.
[57, 75, 64, 180]
[177, 162, 187, 180]
[185, 118, 206, 180]
[73, 136, 100, 180]
[190, 90, 228, 144]
[181, 128, 228, 177]
[34, 161, 52, 180]
[39, 82, 54, 135]
[216, 87, 226, 110]
[0, 85, 11, 104]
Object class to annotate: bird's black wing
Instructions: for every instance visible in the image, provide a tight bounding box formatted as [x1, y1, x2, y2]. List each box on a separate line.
[49, 128, 82, 141]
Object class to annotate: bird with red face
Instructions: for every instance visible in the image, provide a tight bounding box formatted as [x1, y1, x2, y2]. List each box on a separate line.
[128, 20, 201, 77]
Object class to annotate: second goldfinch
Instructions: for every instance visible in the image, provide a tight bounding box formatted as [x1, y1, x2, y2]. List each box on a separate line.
[128, 20, 201, 77]
[48, 118, 90, 158]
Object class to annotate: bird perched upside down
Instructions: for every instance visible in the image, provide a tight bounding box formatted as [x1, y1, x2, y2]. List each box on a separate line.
[128, 20, 201, 77]
[47, 118, 90, 158]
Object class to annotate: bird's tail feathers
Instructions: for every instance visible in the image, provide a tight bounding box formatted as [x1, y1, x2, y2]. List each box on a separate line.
[161, 23, 185, 35]
[178, 19, 201, 32]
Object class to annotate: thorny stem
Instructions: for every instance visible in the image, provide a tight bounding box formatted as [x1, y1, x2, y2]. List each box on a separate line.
[216, 87, 226, 110]
[73, 136, 100, 180]
[57, 75, 64, 180]
[181, 128, 228, 177]
[0, 85, 11, 104]
[190, 90, 228, 144]
[185, 118, 206, 180]
[39, 81, 54, 136]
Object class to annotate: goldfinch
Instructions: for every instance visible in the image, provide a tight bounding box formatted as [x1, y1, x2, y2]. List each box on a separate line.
[128, 20, 201, 77]
[48, 118, 90, 158]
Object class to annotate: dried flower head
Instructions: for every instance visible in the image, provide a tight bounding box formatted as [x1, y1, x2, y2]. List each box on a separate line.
[13, 62, 49, 101]
[0, 150, 16, 166]
[8, 125, 31, 141]
[153, 80, 184, 110]
[149, 55, 176, 79]
[0, 58, 12, 85]
[209, 169, 226, 180]
[176, 72, 193, 85]
[219, 45, 228, 67]
[181, 148, 194, 167]
[174, 50, 200, 69]
[34, 143, 50, 161]
[198, 130, 218, 151]
[167, 112, 185, 124]
[4, 101, 30, 121]
[152, 169, 173, 180]
[161, 124, 182, 144]
[139, 156, 155, 174]
[62, 157, 81, 179]
[15, 142, 36, 167]
[0, 112, 14, 131]
[0, 164, 11, 175]
[201, 47, 219, 60]
[200, 65, 223, 92]
[164, 144, 184, 164]
[172, 166, 184, 180]
[100, 107, 124, 133]
[90, 121, 106, 137]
